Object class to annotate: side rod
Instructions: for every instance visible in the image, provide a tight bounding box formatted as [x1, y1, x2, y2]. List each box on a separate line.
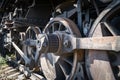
[74, 36, 120, 51]
[12, 42, 30, 65]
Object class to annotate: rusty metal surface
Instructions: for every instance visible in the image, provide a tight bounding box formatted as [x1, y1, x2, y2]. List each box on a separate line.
[77, 36, 120, 51]
[0, 0, 120, 80]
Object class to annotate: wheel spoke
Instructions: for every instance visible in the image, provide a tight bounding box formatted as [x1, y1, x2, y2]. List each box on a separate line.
[58, 62, 68, 79]
[58, 23, 62, 31]
[35, 49, 39, 61]
[29, 29, 31, 38]
[101, 22, 118, 36]
[63, 58, 73, 66]
[51, 54, 60, 66]
[52, 24, 55, 32]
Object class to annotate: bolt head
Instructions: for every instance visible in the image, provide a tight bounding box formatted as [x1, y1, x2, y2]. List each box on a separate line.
[64, 40, 71, 48]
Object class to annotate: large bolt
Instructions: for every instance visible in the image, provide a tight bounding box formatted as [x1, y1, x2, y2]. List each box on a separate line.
[64, 40, 71, 48]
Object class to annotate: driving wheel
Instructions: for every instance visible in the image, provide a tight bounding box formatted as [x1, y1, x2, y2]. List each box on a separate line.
[24, 26, 41, 69]
[86, 1, 120, 80]
[40, 17, 82, 80]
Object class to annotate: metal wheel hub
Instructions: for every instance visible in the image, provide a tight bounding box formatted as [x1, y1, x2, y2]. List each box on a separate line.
[37, 33, 60, 54]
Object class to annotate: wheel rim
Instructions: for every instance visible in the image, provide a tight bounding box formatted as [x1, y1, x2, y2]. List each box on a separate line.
[24, 26, 41, 69]
[40, 17, 81, 80]
[86, 2, 120, 80]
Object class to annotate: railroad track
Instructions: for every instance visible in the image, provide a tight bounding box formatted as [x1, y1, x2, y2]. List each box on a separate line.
[0, 58, 45, 80]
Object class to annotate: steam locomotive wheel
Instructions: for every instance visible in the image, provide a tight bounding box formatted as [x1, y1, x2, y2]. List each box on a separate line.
[24, 26, 41, 69]
[86, 2, 120, 80]
[40, 17, 81, 80]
